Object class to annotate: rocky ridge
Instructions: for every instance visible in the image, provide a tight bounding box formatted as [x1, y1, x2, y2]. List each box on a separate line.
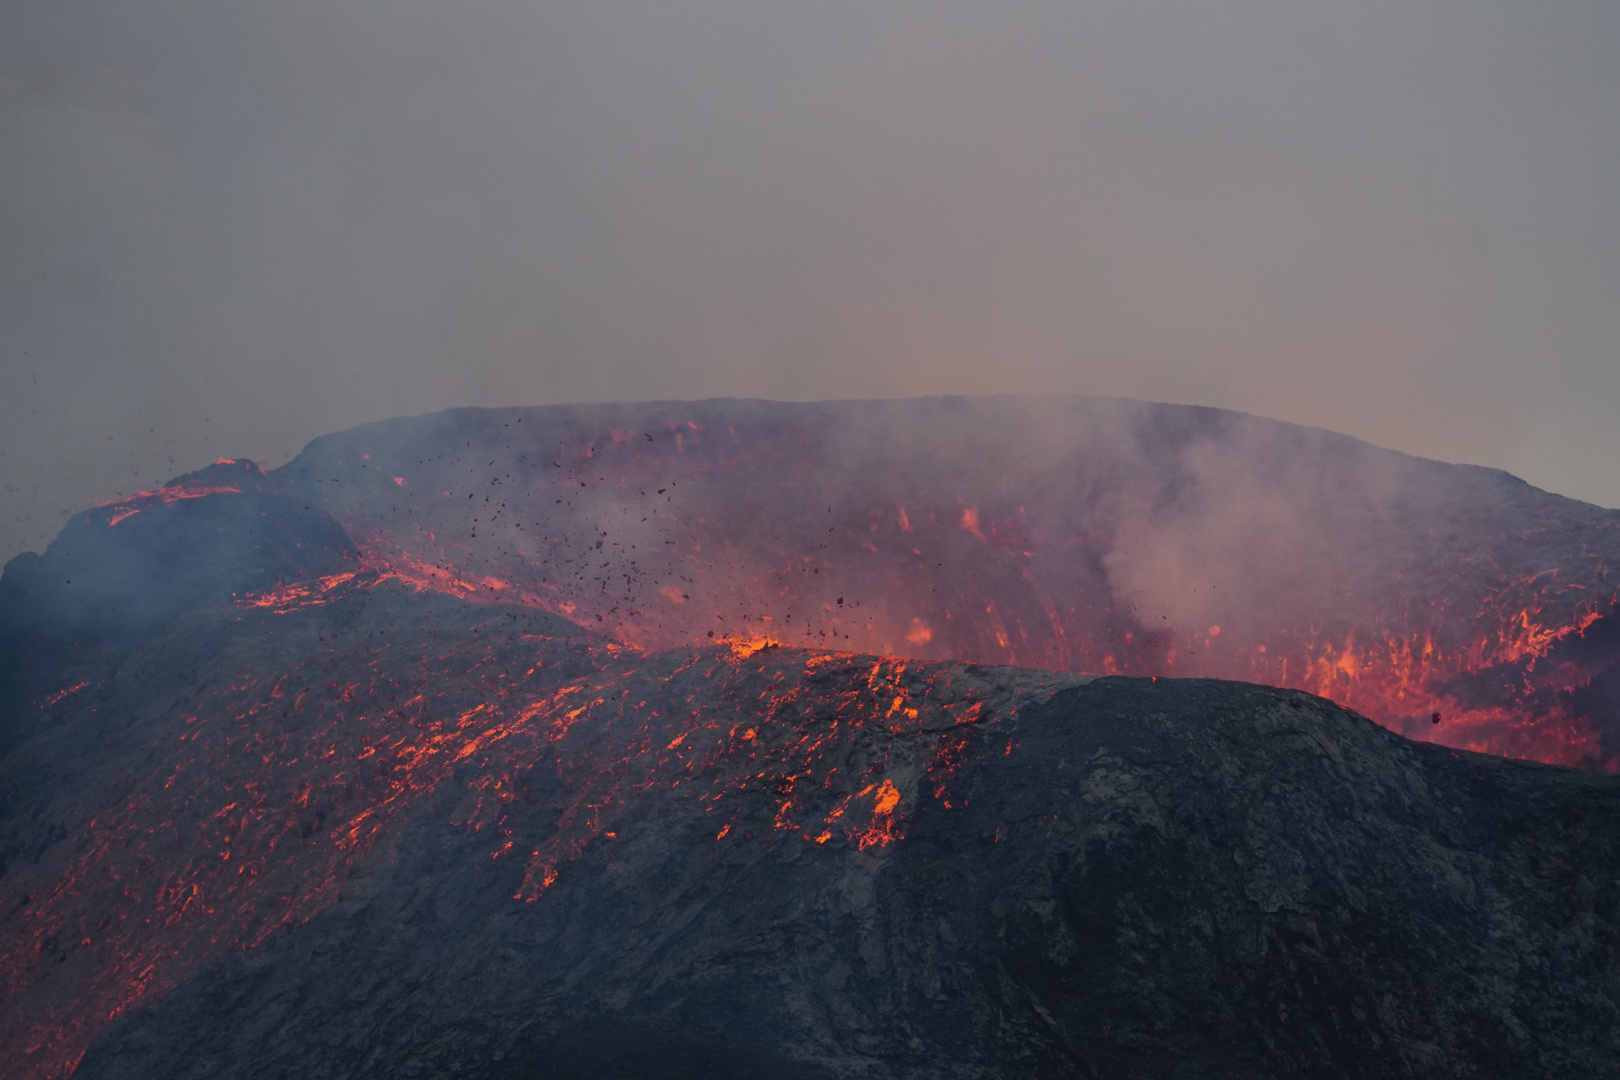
[1, 440, 1619, 1078]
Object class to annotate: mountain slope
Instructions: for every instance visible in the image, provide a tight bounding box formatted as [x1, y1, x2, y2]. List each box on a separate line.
[67, 669, 1620, 1079]
[3, 404, 1620, 1077]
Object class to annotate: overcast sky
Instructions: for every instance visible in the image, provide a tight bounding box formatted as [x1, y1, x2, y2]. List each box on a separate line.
[3, 1, 1618, 562]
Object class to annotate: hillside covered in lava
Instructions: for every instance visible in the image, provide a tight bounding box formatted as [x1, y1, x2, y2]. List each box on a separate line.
[145, 396, 1620, 767]
[3, 397, 1620, 1078]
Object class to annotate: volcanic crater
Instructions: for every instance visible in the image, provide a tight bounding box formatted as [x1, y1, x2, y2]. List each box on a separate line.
[3, 396, 1619, 1078]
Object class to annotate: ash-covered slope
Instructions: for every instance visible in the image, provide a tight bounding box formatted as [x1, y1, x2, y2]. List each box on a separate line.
[3, 482, 1620, 1079]
[60, 671, 1620, 1080]
[0, 461, 357, 745]
[263, 396, 1620, 767]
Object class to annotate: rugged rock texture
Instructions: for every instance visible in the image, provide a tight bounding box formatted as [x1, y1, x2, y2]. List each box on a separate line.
[3, 427, 1620, 1079]
[262, 397, 1620, 766]
[59, 670, 1620, 1080]
[63, 670, 1620, 1075]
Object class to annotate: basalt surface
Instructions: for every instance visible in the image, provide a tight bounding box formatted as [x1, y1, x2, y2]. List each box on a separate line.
[71, 673, 1620, 1080]
[1, 487, 1619, 1078]
[258, 396, 1620, 767]
[3, 404, 1620, 1080]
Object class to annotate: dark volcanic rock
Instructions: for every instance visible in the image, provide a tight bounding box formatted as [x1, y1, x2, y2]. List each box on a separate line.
[3, 488, 353, 639]
[65, 669, 1620, 1079]
[264, 396, 1620, 766]
[0, 484, 356, 750]
[3, 449, 1620, 1079]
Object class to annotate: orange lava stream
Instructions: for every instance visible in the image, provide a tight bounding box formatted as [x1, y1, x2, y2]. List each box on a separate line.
[0, 582, 1025, 1080]
[278, 410, 1620, 770]
[346, 505, 1619, 769]
[11, 421, 1620, 1075]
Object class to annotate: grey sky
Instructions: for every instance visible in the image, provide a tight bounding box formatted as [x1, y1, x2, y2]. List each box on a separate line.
[4, 1, 1619, 563]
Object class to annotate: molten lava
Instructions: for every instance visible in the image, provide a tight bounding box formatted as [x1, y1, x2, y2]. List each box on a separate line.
[274, 398, 1620, 768]
[0, 561, 1051, 1078]
[4, 395, 1619, 1078]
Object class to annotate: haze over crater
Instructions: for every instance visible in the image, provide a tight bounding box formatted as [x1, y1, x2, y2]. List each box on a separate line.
[5, 1, 1620, 563]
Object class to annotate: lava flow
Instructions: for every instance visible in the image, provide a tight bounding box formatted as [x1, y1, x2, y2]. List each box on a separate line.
[0, 494, 1060, 1078]
[272, 397, 1620, 768]
[3, 394, 1619, 1078]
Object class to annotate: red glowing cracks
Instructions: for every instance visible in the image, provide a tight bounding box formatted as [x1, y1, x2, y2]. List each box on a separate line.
[92, 458, 264, 525]
[235, 571, 362, 614]
[831, 779, 903, 851]
[506, 651, 1016, 902]
[0, 615, 1042, 1080]
[720, 635, 780, 659]
[292, 411, 1620, 769]
[42, 680, 89, 707]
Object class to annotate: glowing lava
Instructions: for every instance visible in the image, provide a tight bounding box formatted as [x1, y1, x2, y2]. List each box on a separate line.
[7, 395, 1620, 1077]
[268, 398, 1620, 768]
[1, 562, 1055, 1078]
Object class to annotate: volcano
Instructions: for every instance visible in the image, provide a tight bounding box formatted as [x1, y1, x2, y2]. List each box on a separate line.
[3, 397, 1620, 1078]
[264, 396, 1619, 765]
